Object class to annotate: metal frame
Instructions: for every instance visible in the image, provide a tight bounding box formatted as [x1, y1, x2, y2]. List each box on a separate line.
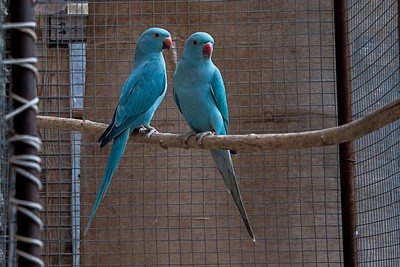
[334, 0, 357, 266]
[8, 0, 43, 266]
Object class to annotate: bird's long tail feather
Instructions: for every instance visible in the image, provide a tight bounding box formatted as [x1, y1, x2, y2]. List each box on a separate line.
[210, 150, 255, 242]
[84, 129, 130, 235]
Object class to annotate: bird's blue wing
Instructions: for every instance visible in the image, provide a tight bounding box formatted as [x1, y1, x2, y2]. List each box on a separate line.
[173, 87, 183, 114]
[210, 68, 229, 134]
[100, 62, 166, 146]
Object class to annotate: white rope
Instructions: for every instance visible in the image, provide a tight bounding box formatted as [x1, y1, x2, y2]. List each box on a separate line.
[16, 206, 44, 230]
[4, 96, 39, 121]
[10, 155, 41, 171]
[4, 18, 44, 267]
[10, 198, 43, 212]
[8, 134, 42, 151]
[3, 57, 39, 77]
[14, 249, 45, 267]
[2, 21, 37, 29]
[14, 167, 43, 190]
[7, 123, 43, 267]
[16, 235, 44, 248]
[1, 21, 37, 41]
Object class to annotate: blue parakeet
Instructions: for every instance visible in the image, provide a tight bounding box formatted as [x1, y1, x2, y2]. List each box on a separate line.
[84, 28, 172, 235]
[172, 32, 255, 241]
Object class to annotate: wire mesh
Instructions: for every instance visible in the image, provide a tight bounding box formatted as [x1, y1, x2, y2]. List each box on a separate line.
[2, 0, 395, 265]
[32, 1, 342, 265]
[348, 0, 400, 266]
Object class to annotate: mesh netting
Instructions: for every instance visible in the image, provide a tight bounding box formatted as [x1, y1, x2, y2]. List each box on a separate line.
[0, 0, 398, 266]
[349, 0, 399, 265]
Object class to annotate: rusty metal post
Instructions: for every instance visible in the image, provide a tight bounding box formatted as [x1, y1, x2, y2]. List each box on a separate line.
[334, 0, 357, 266]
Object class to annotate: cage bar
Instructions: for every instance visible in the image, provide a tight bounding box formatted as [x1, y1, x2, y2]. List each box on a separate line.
[334, 0, 358, 266]
[9, 0, 42, 266]
[1, 0, 398, 266]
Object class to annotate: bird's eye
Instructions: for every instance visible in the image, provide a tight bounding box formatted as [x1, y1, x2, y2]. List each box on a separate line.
[193, 40, 198, 46]
[154, 33, 160, 38]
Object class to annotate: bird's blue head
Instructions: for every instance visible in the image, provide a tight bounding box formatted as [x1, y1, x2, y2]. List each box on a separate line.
[182, 32, 214, 61]
[136, 27, 172, 55]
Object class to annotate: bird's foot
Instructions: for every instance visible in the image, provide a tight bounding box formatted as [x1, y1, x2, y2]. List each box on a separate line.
[138, 125, 158, 138]
[182, 130, 196, 148]
[196, 131, 214, 147]
[137, 125, 148, 134]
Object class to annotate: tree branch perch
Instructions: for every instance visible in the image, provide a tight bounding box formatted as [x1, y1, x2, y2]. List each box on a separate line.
[37, 98, 400, 152]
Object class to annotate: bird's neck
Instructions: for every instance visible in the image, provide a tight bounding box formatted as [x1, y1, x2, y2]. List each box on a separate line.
[134, 48, 164, 65]
[181, 55, 212, 65]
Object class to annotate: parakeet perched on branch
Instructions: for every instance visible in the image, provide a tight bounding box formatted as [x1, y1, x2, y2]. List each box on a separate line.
[84, 27, 172, 235]
[172, 32, 255, 242]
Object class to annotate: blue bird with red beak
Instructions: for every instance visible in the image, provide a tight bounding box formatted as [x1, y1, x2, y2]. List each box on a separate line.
[84, 27, 172, 235]
[172, 32, 255, 241]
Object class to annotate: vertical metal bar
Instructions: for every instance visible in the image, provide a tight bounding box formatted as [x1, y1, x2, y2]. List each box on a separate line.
[70, 43, 86, 116]
[70, 131, 81, 267]
[0, 1, 8, 265]
[9, 0, 42, 266]
[70, 42, 86, 267]
[333, 0, 357, 266]
[67, 3, 87, 264]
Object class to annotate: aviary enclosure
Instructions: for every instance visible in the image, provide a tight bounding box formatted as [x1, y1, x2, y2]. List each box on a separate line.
[1, 0, 399, 266]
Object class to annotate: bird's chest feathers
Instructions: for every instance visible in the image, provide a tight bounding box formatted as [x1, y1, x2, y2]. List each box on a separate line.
[179, 79, 212, 107]
[177, 66, 215, 116]
[179, 61, 213, 84]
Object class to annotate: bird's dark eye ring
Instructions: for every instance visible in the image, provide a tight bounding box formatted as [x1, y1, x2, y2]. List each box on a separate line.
[193, 40, 198, 46]
[154, 33, 160, 38]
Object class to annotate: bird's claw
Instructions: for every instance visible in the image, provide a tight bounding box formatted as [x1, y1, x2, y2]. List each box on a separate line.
[182, 130, 196, 147]
[138, 125, 148, 134]
[138, 125, 158, 138]
[196, 131, 214, 147]
[146, 128, 157, 138]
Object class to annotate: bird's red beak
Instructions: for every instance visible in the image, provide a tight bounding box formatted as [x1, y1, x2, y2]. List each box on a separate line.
[202, 42, 213, 59]
[162, 37, 172, 50]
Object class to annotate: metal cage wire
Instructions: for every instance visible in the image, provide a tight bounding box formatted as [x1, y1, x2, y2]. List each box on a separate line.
[349, 0, 400, 266]
[0, 0, 398, 266]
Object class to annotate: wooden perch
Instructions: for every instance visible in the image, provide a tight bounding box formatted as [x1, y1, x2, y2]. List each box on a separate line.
[37, 98, 400, 152]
